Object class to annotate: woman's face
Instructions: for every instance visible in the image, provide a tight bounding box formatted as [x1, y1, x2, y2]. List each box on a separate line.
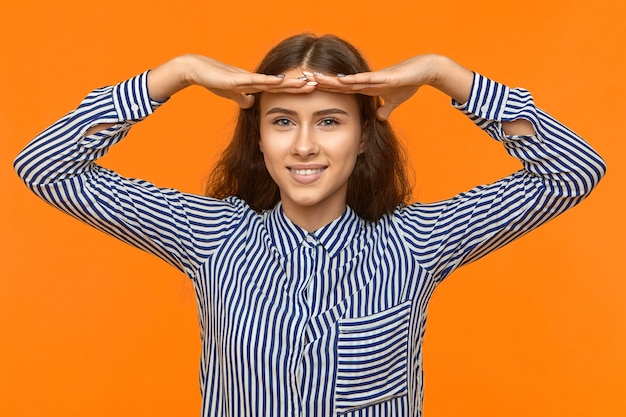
[258, 69, 364, 231]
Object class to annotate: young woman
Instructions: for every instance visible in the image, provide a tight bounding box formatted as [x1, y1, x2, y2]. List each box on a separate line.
[15, 34, 606, 416]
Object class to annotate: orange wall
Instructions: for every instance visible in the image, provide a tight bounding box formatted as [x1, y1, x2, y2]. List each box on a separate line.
[2, 1, 624, 416]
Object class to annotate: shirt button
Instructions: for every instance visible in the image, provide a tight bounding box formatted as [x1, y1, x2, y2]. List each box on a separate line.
[480, 105, 489, 113]
[131, 103, 139, 111]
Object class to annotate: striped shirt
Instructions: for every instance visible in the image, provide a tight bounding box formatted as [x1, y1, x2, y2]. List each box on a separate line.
[14, 71, 606, 417]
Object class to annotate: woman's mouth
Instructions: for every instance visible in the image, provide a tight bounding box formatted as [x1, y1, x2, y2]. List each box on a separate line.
[288, 166, 326, 184]
[289, 167, 325, 175]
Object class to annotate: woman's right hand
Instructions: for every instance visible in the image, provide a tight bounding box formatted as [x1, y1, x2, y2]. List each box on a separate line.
[147, 54, 315, 108]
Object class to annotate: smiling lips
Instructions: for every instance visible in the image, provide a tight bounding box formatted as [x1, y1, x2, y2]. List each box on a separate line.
[290, 167, 325, 175]
[288, 166, 327, 184]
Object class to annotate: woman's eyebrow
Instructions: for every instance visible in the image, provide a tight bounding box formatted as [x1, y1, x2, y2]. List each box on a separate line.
[314, 108, 349, 117]
[265, 107, 297, 116]
[264, 107, 349, 117]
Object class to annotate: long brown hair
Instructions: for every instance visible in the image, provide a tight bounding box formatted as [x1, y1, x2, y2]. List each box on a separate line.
[205, 33, 411, 222]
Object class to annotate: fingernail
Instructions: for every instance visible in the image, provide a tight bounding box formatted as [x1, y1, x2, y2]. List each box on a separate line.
[313, 72, 324, 76]
[297, 76, 308, 81]
[306, 81, 318, 86]
[303, 71, 314, 77]
[275, 74, 285, 78]
[337, 73, 346, 78]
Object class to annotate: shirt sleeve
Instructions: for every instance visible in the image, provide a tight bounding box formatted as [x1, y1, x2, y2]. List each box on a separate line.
[14, 71, 245, 279]
[398, 72, 606, 283]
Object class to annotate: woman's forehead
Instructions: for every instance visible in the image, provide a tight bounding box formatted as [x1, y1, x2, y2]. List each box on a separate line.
[259, 89, 359, 116]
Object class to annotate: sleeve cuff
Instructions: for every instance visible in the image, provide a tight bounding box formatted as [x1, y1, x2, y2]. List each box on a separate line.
[452, 73, 510, 120]
[452, 73, 541, 140]
[112, 71, 161, 121]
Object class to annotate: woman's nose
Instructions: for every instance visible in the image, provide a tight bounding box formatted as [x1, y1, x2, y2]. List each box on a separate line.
[291, 127, 318, 156]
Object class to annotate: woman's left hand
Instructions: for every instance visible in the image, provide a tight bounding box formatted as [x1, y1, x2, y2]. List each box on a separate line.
[313, 54, 473, 121]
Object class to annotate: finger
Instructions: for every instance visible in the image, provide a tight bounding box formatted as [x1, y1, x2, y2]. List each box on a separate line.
[315, 84, 383, 96]
[375, 102, 399, 121]
[233, 73, 286, 89]
[315, 74, 391, 96]
[261, 83, 318, 94]
[315, 73, 381, 88]
[239, 76, 310, 93]
[237, 93, 256, 109]
[336, 71, 391, 85]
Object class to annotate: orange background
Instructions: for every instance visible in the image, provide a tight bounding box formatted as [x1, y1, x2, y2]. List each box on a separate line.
[2, 1, 624, 416]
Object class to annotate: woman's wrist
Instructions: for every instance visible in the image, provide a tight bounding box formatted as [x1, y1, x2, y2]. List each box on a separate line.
[147, 55, 196, 102]
[428, 55, 474, 104]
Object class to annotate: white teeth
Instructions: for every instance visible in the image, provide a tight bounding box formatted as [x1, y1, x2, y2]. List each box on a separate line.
[291, 168, 324, 175]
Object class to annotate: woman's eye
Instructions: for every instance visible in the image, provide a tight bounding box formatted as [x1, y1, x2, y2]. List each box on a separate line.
[273, 118, 293, 127]
[319, 118, 339, 127]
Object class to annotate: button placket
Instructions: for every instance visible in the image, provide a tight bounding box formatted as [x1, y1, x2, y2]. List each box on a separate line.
[301, 234, 319, 300]
[292, 234, 323, 411]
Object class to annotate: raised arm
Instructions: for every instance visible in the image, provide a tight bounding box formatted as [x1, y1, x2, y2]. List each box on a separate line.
[85, 54, 313, 136]
[14, 55, 313, 277]
[316, 54, 606, 281]
[314, 53, 535, 135]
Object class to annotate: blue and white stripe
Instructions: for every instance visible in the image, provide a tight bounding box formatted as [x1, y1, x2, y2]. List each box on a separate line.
[14, 71, 606, 417]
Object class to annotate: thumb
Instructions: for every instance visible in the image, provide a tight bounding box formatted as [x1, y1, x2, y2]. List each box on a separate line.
[236, 93, 256, 109]
[375, 102, 397, 121]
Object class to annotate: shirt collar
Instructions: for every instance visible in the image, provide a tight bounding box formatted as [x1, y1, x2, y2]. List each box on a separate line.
[265, 203, 365, 258]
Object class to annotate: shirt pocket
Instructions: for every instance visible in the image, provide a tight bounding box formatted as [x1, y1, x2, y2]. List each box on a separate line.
[335, 300, 412, 414]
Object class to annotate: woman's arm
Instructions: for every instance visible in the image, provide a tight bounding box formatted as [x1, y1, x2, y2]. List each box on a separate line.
[14, 56, 311, 277]
[417, 73, 606, 281]
[316, 55, 606, 281]
[85, 54, 312, 136]
[315, 53, 535, 135]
